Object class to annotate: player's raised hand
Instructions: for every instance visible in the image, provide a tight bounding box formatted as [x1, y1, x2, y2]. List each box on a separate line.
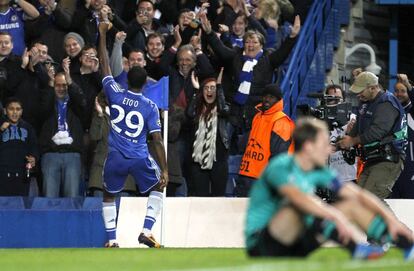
[98, 21, 110, 34]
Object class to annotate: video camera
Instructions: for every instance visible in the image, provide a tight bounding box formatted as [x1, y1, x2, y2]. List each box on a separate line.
[297, 93, 353, 130]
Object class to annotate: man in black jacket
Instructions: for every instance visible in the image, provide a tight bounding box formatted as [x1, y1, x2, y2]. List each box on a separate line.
[125, 0, 169, 52]
[39, 70, 86, 197]
[167, 44, 215, 195]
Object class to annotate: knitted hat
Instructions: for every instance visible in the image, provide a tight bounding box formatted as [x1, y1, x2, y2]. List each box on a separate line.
[63, 32, 85, 49]
[262, 84, 283, 99]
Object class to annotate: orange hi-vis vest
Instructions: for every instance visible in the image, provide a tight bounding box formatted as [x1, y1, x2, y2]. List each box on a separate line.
[239, 99, 294, 179]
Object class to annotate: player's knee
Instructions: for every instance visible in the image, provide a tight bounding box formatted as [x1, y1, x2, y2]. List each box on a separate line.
[268, 207, 304, 245]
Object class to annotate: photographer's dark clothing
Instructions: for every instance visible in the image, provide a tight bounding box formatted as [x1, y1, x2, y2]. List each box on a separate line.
[391, 90, 414, 199]
[351, 90, 406, 199]
[351, 91, 405, 156]
[0, 119, 38, 196]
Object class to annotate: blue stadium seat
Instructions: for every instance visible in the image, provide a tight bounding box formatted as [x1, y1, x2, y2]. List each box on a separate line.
[31, 197, 82, 210]
[0, 196, 25, 209]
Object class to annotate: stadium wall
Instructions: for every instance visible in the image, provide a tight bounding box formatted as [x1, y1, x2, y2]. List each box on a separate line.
[0, 197, 413, 248]
[117, 198, 414, 248]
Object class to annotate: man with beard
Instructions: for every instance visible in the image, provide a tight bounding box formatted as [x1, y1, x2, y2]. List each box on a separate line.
[237, 84, 294, 196]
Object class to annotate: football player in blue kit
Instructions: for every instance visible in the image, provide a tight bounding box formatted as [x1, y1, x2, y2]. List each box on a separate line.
[98, 21, 168, 248]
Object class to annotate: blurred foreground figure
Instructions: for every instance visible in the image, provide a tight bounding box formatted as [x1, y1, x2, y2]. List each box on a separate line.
[245, 118, 414, 260]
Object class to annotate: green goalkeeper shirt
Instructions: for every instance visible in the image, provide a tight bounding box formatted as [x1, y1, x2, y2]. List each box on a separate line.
[245, 153, 336, 249]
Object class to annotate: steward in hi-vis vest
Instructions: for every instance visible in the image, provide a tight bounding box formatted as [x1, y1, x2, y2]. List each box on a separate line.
[239, 84, 294, 181]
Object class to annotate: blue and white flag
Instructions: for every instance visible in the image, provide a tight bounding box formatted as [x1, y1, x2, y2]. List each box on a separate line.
[143, 76, 169, 110]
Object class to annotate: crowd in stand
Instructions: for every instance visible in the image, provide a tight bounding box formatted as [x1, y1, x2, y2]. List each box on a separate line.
[0, 0, 412, 200]
[0, 0, 308, 198]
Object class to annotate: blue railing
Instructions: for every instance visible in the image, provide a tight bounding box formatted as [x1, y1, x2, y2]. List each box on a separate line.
[280, 0, 350, 118]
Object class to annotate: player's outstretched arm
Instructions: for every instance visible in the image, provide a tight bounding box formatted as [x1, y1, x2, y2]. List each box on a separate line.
[150, 132, 168, 189]
[98, 22, 112, 77]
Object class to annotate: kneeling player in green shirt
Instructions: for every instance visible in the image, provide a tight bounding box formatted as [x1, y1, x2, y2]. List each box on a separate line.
[245, 118, 414, 260]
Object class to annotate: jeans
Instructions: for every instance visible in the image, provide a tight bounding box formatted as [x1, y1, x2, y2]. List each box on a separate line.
[42, 152, 81, 197]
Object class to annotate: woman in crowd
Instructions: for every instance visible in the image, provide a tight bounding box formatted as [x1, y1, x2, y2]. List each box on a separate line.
[63, 32, 84, 74]
[187, 69, 230, 196]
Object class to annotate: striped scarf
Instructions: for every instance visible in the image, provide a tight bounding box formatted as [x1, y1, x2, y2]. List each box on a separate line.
[192, 109, 218, 170]
[234, 50, 263, 105]
[230, 34, 243, 48]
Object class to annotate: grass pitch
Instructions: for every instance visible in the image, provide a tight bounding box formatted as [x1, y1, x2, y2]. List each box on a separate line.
[0, 247, 412, 271]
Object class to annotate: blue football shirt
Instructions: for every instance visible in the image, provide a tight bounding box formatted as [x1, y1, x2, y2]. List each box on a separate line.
[0, 7, 25, 56]
[102, 75, 161, 159]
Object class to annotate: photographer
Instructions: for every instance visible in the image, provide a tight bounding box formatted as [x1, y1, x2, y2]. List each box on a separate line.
[391, 74, 414, 199]
[337, 72, 406, 200]
[325, 84, 357, 184]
